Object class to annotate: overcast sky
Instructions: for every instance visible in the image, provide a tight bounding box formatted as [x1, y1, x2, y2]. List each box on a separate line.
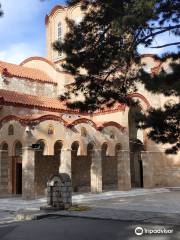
[0, 0, 178, 64]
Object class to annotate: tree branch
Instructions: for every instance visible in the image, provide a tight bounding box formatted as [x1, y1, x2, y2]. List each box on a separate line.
[137, 24, 180, 45]
[151, 41, 180, 48]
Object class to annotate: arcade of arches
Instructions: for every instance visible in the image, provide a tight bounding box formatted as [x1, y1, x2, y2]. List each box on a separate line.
[0, 116, 133, 199]
[0, 3, 179, 200]
[0, 106, 167, 200]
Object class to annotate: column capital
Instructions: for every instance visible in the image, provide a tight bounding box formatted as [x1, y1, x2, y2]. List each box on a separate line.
[61, 148, 72, 152]
[93, 149, 102, 152]
[22, 146, 33, 150]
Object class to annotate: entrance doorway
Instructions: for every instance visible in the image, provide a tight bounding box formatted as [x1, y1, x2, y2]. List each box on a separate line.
[16, 163, 22, 194]
[12, 157, 22, 194]
[128, 106, 144, 188]
[130, 140, 144, 188]
[12, 141, 22, 195]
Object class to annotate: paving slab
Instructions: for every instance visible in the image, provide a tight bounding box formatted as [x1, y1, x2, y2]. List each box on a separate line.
[0, 188, 180, 225]
[0, 188, 170, 212]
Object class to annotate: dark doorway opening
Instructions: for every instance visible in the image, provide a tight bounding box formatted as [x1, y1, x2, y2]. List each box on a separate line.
[128, 106, 144, 188]
[130, 139, 144, 188]
[16, 163, 22, 194]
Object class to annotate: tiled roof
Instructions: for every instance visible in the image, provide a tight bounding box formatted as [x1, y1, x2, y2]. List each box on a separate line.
[0, 89, 71, 113]
[0, 89, 126, 114]
[0, 60, 56, 85]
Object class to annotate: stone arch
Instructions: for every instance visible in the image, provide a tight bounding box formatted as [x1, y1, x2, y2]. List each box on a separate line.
[128, 93, 151, 109]
[34, 140, 62, 196]
[87, 142, 94, 151]
[0, 142, 8, 150]
[67, 139, 84, 156]
[71, 141, 91, 192]
[115, 143, 122, 154]
[54, 141, 63, 155]
[71, 141, 79, 151]
[12, 140, 22, 195]
[36, 139, 48, 155]
[102, 143, 118, 190]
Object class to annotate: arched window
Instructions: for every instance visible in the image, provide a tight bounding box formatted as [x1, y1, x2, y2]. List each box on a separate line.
[48, 125, 54, 135]
[1, 142, 8, 151]
[8, 125, 14, 136]
[57, 22, 62, 42]
[54, 141, 63, 155]
[57, 22, 62, 57]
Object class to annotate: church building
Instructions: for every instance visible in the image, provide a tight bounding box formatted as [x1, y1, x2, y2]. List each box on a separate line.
[0, 4, 179, 199]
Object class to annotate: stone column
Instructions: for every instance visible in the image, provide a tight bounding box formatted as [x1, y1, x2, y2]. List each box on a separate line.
[91, 149, 102, 193]
[22, 146, 35, 199]
[117, 150, 131, 191]
[0, 150, 9, 195]
[141, 151, 154, 188]
[59, 149, 72, 178]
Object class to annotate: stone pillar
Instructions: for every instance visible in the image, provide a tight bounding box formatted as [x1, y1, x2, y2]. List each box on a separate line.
[22, 147, 35, 199]
[0, 150, 9, 195]
[117, 150, 131, 191]
[91, 149, 102, 193]
[59, 149, 72, 178]
[141, 151, 154, 188]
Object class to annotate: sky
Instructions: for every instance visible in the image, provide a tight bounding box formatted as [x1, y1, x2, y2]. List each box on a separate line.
[0, 0, 178, 64]
[0, 0, 65, 63]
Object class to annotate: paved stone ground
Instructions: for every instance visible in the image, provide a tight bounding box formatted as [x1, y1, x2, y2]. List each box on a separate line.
[0, 188, 170, 212]
[1, 188, 180, 225]
[85, 191, 180, 214]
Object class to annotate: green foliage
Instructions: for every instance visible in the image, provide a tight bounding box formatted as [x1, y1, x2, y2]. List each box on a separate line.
[139, 53, 180, 96]
[54, 0, 180, 153]
[0, 3, 3, 17]
[138, 103, 180, 154]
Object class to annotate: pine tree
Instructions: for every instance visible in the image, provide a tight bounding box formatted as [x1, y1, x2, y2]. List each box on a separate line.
[138, 53, 180, 154]
[0, 3, 3, 17]
[54, 0, 180, 153]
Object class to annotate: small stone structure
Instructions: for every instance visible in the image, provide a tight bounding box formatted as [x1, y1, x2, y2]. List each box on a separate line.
[45, 173, 72, 210]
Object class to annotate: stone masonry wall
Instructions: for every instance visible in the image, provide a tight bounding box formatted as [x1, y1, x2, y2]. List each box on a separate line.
[71, 151, 92, 192]
[102, 156, 118, 190]
[0, 76, 57, 97]
[35, 152, 60, 196]
[0, 151, 9, 194]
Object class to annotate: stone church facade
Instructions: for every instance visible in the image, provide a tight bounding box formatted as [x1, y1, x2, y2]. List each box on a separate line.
[0, 4, 179, 199]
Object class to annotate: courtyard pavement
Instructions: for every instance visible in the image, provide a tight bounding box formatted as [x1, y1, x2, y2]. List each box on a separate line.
[1, 188, 180, 225]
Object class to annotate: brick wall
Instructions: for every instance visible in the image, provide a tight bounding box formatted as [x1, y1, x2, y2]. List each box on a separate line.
[102, 155, 118, 190]
[71, 151, 92, 192]
[35, 152, 60, 196]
